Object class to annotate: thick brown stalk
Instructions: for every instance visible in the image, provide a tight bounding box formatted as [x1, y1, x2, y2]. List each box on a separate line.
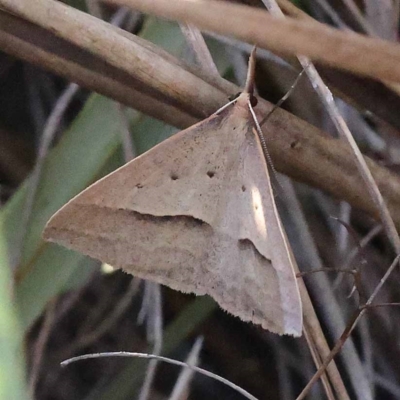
[100, 0, 400, 83]
[1, 4, 400, 231]
[0, 11, 197, 129]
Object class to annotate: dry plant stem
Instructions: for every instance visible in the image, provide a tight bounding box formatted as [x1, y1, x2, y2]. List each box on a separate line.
[281, 178, 367, 400]
[179, 23, 220, 78]
[28, 298, 57, 397]
[8, 0, 400, 84]
[0, 2, 397, 131]
[261, 1, 353, 398]
[358, 318, 375, 397]
[116, 103, 136, 161]
[169, 337, 203, 400]
[304, 62, 400, 253]
[364, 303, 400, 309]
[138, 283, 163, 400]
[12, 82, 79, 270]
[302, 327, 335, 400]
[296, 255, 400, 400]
[268, 1, 400, 128]
[264, 0, 398, 397]
[338, 202, 351, 255]
[298, 280, 348, 400]
[313, 0, 347, 29]
[341, 0, 376, 35]
[297, 268, 357, 277]
[374, 373, 400, 398]
[333, 224, 382, 290]
[101, 0, 400, 83]
[0, 11, 197, 130]
[0, 0, 228, 118]
[62, 352, 259, 400]
[3, 7, 400, 232]
[261, 0, 400, 255]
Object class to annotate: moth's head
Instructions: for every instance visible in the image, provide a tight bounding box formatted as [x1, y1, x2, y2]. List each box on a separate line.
[234, 91, 258, 111]
[229, 91, 258, 108]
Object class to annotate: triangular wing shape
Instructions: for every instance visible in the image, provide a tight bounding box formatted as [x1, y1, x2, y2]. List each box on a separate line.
[44, 94, 302, 336]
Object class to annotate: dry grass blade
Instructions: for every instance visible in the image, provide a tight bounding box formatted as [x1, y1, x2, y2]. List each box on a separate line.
[260, 1, 400, 397]
[61, 352, 259, 400]
[102, 0, 400, 83]
[169, 337, 203, 400]
[28, 298, 57, 397]
[179, 22, 220, 77]
[280, 177, 357, 400]
[12, 82, 79, 270]
[261, 1, 399, 396]
[138, 283, 163, 400]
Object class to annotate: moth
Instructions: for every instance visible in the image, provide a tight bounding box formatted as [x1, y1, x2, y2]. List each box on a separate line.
[44, 50, 302, 336]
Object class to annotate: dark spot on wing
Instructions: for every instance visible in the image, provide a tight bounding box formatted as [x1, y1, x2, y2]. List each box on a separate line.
[290, 140, 300, 149]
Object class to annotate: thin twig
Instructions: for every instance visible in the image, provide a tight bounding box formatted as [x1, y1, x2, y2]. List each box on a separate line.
[280, 177, 366, 399]
[313, 0, 348, 29]
[12, 82, 79, 270]
[333, 224, 382, 290]
[362, 303, 400, 310]
[341, 0, 376, 35]
[179, 23, 220, 78]
[296, 268, 357, 278]
[169, 337, 203, 400]
[138, 283, 163, 400]
[296, 255, 400, 399]
[61, 352, 259, 400]
[374, 372, 400, 398]
[302, 327, 335, 400]
[28, 298, 57, 397]
[260, 0, 400, 255]
[116, 103, 136, 161]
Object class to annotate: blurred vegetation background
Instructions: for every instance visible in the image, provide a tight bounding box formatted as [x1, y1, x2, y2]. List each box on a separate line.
[1, 0, 400, 399]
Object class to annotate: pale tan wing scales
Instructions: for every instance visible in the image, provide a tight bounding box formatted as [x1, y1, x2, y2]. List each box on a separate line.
[44, 94, 302, 335]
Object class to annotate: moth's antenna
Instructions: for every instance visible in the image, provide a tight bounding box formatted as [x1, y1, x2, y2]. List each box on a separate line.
[214, 97, 239, 115]
[245, 47, 282, 192]
[248, 102, 277, 173]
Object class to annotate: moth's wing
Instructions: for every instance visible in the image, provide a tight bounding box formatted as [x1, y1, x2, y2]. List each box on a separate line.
[226, 118, 302, 336]
[44, 100, 302, 335]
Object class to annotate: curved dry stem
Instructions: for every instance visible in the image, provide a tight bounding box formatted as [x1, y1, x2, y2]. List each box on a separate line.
[62, 352, 259, 400]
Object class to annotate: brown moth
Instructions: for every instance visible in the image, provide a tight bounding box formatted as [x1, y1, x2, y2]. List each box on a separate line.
[43, 50, 302, 336]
